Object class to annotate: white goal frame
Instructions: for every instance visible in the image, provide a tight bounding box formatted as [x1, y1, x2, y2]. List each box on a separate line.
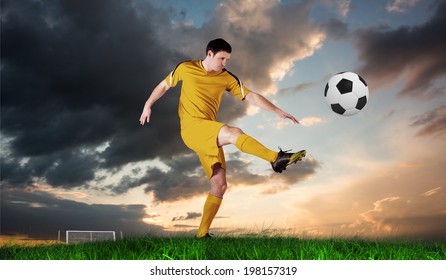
[65, 230, 116, 244]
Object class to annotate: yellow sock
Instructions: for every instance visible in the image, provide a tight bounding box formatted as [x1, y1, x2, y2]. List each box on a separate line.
[235, 134, 278, 162]
[196, 194, 222, 238]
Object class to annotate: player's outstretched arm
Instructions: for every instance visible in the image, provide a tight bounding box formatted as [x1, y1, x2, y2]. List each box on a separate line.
[245, 92, 299, 124]
[139, 80, 171, 125]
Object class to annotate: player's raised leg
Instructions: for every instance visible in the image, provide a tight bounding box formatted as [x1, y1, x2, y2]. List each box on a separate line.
[218, 125, 277, 162]
[217, 125, 306, 173]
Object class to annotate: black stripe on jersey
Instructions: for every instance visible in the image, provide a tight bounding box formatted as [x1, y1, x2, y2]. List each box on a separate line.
[224, 69, 242, 88]
[224, 69, 246, 100]
[171, 60, 190, 77]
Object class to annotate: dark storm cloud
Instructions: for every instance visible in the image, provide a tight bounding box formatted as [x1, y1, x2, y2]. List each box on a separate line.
[1, 0, 183, 187]
[142, 154, 210, 202]
[354, 1, 446, 99]
[225, 153, 267, 186]
[1, 147, 99, 188]
[101, 153, 208, 200]
[39, 150, 98, 188]
[143, 167, 209, 202]
[172, 212, 202, 222]
[1, 156, 33, 186]
[1, 187, 164, 239]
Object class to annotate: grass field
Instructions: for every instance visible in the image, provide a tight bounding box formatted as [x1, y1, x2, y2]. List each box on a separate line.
[1, 235, 445, 260]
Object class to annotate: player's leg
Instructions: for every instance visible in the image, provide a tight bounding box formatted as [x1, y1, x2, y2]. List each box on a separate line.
[209, 163, 227, 198]
[217, 125, 278, 162]
[196, 163, 226, 239]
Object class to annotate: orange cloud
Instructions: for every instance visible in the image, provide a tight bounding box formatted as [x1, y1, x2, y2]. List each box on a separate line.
[421, 187, 442, 197]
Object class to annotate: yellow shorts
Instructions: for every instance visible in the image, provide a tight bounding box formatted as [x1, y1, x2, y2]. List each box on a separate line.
[180, 118, 226, 179]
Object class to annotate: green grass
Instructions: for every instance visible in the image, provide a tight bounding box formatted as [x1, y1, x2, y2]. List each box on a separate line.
[1, 236, 445, 260]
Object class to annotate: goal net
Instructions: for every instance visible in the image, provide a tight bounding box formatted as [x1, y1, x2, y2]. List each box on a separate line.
[66, 230, 116, 244]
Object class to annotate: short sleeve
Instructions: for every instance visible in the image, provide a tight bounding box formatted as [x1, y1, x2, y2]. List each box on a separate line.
[165, 62, 184, 87]
[226, 71, 251, 101]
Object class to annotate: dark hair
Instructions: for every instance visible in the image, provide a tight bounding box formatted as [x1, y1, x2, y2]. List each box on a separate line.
[206, 38, 232, 55]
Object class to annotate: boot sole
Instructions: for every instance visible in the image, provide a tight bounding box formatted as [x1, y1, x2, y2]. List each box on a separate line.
[287, 150, 306, 165]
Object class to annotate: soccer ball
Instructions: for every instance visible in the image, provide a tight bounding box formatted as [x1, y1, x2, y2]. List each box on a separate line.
[324, 72, 369, 116]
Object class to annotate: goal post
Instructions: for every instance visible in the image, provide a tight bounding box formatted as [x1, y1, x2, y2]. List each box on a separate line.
[66, 230, 116, 244]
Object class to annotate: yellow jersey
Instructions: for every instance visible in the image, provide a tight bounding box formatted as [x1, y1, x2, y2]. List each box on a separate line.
[165, 60, 251, 128]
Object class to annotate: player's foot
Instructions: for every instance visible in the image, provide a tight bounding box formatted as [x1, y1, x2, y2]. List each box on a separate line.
[195, 233, 213, 239]
[271, 148, 306, 173]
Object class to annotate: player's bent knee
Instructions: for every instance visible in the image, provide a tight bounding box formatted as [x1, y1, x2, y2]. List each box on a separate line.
[219, 125, 244, 146]
[230, 126, 244, 136]
[227, 126, 244, 143]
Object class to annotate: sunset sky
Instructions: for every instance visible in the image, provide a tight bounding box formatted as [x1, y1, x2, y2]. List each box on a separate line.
[1, 0, 445, 241]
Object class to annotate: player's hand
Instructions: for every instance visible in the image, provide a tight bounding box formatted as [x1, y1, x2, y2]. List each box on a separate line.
[139, 107, 152, 125]
[278, 110, 299, 124]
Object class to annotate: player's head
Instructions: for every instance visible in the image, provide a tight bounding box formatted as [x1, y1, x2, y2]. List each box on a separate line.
[206, 38, 232, 56]
[204, 38, 231, 72]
